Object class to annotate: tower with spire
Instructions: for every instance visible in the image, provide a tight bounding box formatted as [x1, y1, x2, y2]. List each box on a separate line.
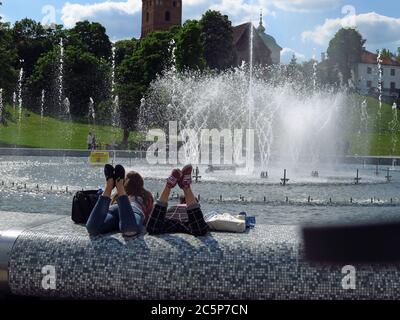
[255, 9, 282, 64]
[257, 9, 265, 33]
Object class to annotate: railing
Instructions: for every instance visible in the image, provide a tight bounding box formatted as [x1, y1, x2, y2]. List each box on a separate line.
[1, 147, 400, 166]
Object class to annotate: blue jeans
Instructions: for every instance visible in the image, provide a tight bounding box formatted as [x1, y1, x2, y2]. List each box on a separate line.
[86, 195, 145, 236]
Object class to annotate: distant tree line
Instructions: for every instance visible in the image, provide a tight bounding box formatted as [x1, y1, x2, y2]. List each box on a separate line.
[379, 48, 400, 61]
[0, 3, 236, 146]
[0, 0, 384, 147]
[285, 28, 366, 90]
[287, 28, 400, 93]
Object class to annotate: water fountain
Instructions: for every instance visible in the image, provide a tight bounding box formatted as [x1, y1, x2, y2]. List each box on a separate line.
[390, 102, 399, 155]
[349, 70, 355, 90]
[17, 64, 24, 124]
[377, 50, 383, 142]
[312, 54, 318, 92]
[40, 89, 45, 146]
[58, 38, 64, 114]
[59, 97, 72, 149]
[142, 62, 346, 175]
[357, 99, 369, 155]
[40, 90, 45, 121]
[3, 23, 400, 297]
[12, 91, 16, 110]
[63, 97, 71, 116]
[0, 88, 3, 123]
[338, 71, 344, 88]
[246, 26, 255, 173]
[111, 44, 116, 96]
[110, 44, 120, 147]
[138, 97, 147, 131]
[88, 97, 96, 128]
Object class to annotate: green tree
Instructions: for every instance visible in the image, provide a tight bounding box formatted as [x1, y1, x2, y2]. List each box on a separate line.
[135, 31, 174, 85]
[28, 45, 110, 118]
[12, 19, 57, 78]
[286, 54, 301, 79]
[379, 48, 393, 59]
[114, 39, 138, 66]
[0, 1, 15, 124]
[200, 10, 233, 71]
[69, 21, 112, 60]
[319, 60, 341, 88]
[175, 20, 206, 72]
[327, 28, 365, 85]
[117, 31, 173, 145]
[0, 21, 17, 102]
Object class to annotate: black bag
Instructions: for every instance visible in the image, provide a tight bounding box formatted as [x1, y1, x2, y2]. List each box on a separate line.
[71, 190, 101, 224]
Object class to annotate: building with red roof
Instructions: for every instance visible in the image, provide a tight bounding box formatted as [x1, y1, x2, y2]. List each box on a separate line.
[355, 49, 400, 99]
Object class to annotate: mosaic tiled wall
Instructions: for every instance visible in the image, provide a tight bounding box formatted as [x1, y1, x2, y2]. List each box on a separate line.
[3, 215, 400, 299]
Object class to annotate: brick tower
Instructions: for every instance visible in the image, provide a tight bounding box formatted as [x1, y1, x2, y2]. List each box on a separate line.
[141, 0, 182, 38]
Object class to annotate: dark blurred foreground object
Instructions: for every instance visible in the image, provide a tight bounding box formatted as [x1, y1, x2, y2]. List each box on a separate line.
[303, 221, 400, 264]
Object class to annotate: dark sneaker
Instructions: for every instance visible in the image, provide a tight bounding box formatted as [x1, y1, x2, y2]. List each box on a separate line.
[166, 169, 182, 189]
[104, 164, 115, 182]
[114, 164, 126, 182]
[179, 164, 193, 189]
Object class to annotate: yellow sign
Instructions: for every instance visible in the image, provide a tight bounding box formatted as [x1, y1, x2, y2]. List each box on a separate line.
[89, 152, 110, 165]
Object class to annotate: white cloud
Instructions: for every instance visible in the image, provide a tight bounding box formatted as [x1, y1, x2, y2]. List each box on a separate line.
[210, 0, 275, 26]
[62, 0, 141, 28]
[61, 0, 142, 40]
[302, 12, 400, 47]
[281, 47, 306, 63]
[269, 0, 341, 13]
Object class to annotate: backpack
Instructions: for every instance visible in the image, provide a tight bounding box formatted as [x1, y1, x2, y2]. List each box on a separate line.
[71, 190, 101, 224]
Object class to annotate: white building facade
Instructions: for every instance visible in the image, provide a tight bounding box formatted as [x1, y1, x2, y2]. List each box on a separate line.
[355, 50, 400, 99]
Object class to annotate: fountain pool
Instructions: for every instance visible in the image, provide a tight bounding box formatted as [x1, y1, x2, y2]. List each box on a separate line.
[1, 155, 400, 226]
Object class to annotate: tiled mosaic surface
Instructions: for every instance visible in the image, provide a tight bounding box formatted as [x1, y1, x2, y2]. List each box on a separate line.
[5, 214, 400, 300]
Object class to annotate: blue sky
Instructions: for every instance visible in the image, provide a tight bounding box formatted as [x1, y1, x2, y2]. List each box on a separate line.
[2, 0, 400, 63]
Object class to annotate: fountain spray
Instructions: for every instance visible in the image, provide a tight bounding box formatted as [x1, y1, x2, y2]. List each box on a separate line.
[111, 44, 120, 145]
[359, 99, 369, 155]
[390, 103, 399, 155]
[12, 92, 16, 110]
[40, 90, 45, 121]
[312, 53, 318, 92]
[88, 97, 96, 127]
[58, 38, 64, 114]
[18, 63, 24, 124]
[111, 44, 116, 96]
[377, 50, 383, 142]
[246, 24, 255, 173]
[0, 88, 3, 123]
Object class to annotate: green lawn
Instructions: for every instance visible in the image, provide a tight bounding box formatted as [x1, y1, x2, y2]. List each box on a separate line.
[348, 96, 400, 156]
[1, 97, 400, 156]
[0, 106, 140, 149]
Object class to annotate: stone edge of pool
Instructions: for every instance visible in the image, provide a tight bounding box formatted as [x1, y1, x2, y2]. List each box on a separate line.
[0, 211, 400, 300]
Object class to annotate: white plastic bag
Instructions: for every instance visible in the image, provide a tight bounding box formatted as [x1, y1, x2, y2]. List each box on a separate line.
[204, 211, 246, 233]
